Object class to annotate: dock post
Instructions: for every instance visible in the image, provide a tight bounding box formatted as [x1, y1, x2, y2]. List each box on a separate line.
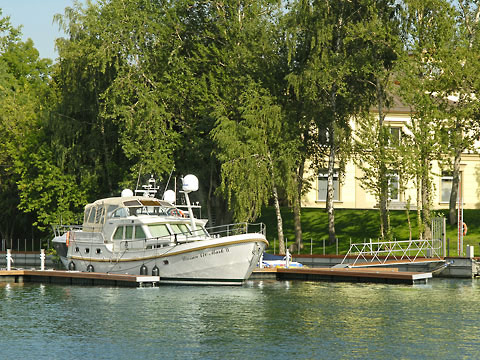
[6, 249, 13, 271]
[467, 245, 474, 259]
[40, 249, 45, 271]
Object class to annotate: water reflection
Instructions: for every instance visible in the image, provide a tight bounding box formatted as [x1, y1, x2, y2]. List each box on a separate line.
[0, 279, 480, 359]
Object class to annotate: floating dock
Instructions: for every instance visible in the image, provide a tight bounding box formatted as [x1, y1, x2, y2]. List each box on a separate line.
[0, 270, 160, 287]
[252, 267, 432, 285]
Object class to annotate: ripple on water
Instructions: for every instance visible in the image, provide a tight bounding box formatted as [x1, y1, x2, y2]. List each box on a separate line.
[0, 279, 480, 359]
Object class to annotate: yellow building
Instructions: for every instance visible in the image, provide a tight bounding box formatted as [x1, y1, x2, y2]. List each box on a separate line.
[302, 103, 480, 211]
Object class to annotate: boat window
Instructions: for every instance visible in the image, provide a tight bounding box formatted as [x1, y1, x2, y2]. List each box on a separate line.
[106, 205, 117, 219]
[170, 224, 190, 235]
[95, 206, 105, 224]
[88, 207, 96, 223]
[149, 224, 170, 238]
[135, 226, 146, 239]
[129, 207, 141, 216]
[113, 227, 124, 240]
[84, 207, 91, 223]
[112, 208, 128, 218]
[124, 200, 141, 207]
[125, 225, 133, 239]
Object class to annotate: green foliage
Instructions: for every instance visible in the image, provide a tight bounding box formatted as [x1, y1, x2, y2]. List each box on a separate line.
[213, 81, 292, 221]
[0, 11, 52, 239]
[17, 143, 87, 230]
[4, 0, 480, 244]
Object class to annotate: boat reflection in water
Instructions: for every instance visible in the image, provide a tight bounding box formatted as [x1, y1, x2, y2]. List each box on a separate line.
[52, 175, 268, 285]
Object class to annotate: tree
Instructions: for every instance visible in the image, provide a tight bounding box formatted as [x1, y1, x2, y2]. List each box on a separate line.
[286, 0, 375, 244]
[350, 0, 402, 240]
[213, 82, 296, 254]
[0, 11, 53, 241]
[395, 0, 456, 239]
[434, 1, 480, 225]
[54, 0, 183, 198]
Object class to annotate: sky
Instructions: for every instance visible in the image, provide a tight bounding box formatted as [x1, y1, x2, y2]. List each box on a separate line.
[0, 0, 80, 60]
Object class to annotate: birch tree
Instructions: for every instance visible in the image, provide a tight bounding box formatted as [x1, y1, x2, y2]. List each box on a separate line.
[396, 0, 454, 239]
[286, 0, 376, 244]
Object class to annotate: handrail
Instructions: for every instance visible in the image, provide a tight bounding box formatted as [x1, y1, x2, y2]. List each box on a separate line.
[341, 238, 443, 266]
[54, 222, 266, 251]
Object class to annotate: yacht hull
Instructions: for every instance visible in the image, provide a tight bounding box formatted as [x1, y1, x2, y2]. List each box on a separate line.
[54, 234, 267, 285]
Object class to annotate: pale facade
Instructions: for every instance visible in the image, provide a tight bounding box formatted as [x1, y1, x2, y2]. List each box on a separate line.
[302, 105, 480, 211]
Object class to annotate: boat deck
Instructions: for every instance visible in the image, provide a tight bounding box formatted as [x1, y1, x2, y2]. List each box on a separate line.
[0, 269, 160, 287]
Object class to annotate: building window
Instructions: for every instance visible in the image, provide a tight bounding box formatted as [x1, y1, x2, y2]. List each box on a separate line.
[387, 173, 399, 201]
[389, 127, 402, 147]
[318, 170, 339, 201]
[441, 172, 456, 203]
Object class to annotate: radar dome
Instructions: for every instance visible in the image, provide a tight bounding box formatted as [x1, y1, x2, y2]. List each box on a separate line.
[163, 189, 176, 203]
[121, 189, 134, 197]
[182, 174, 199, 193]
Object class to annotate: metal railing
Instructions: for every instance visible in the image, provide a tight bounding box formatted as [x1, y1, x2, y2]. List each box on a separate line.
[1, 238, 47, 252]
[55, 222, 266, 252]
[206, 222, 266, 238]
[341, 238, 443, 266]
[52, 225, 84, 237]
[52, 225, 105, 243]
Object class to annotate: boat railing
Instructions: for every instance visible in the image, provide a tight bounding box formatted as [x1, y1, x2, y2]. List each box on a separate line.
[206, 222, 266, 238]
[52, 225, 83, 237]
[52, 225, 105, 243]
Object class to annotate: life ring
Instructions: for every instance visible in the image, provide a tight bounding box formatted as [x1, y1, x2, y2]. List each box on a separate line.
[170, 209, 185, 217]
[463, 222, 468, 236]
[66, 231, 70, 247]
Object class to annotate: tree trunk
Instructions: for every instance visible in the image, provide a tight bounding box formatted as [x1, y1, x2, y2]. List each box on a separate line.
[406, 197, 412, 241]
[268, 153, 285, 254]
[293, 159, 305, 253]
[449, 151, 461, 225]
[421, 162, 432, 240]
[273, 183, 285, 254]
[327, 124, 336, 245]
[376, 79, 389, 241]
[416, 174, 423, 240]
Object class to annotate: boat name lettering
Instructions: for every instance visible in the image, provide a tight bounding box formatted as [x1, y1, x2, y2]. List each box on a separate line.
[182, 254, 199, 261]
[200, 248, 230, 258]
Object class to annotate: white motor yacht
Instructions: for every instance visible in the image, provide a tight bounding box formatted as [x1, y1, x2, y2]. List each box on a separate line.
[52, 175, 268, 285]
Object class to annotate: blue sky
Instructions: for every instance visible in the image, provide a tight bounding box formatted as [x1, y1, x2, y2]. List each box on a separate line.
[0, 0, 79, 60]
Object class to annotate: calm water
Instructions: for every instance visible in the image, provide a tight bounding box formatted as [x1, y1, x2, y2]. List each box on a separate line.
[0, 279, 479, 359]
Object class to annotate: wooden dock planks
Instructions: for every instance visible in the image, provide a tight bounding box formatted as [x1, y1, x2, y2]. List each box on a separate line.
[0, 270, 160, 287]
[253, 267, 432, 284]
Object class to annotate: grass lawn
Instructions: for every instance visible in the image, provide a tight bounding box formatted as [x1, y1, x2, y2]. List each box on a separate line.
[258, 207, 480, 256]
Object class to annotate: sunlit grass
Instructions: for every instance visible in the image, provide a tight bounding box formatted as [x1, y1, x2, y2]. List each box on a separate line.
[259, 207, 480, 256]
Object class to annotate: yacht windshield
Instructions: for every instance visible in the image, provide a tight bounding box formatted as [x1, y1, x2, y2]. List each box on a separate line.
[170, 223, 190, 235]
[149, 224, 170, 238]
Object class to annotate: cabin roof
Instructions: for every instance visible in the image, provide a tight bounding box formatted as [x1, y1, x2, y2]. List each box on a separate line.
[85, 196, 173, 210]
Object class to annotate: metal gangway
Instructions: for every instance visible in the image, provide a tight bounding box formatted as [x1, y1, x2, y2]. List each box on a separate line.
[341, 216, 446, 267]
[340, 238, 444, 267]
